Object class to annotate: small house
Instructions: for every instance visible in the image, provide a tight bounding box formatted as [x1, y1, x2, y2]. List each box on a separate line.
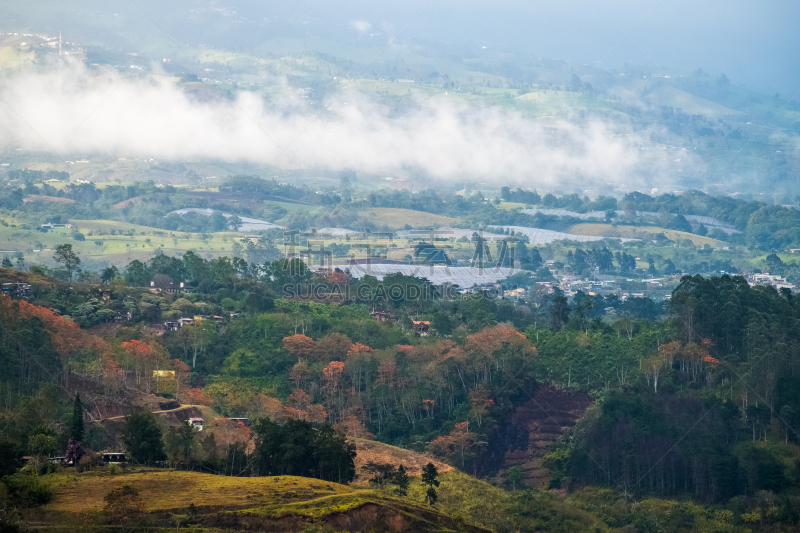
[412, 320, 430, 335]
[370, 310, 395, 322]
[228, 417, 251, 427]
[101, 452, 127, 464]
[188, 417, 204, 431]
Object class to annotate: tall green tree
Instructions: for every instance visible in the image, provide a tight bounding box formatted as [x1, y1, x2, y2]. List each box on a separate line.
[70, 393, 84, 443]
[421, 463, 440, 506]
[120, 411, 166, 465]
[394, 465, 410, 496]
[164, 421, 197, 468]
[53, 244, 81, 283]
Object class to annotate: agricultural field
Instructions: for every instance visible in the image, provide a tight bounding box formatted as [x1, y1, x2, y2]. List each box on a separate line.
[567, 223, 727, 247]
[356, 208, 457, 228]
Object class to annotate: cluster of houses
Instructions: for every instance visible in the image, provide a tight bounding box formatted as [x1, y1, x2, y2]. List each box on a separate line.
[1, 281, 31, 298]
[745, 273, 797, 292]
[146, 314, 230, 334]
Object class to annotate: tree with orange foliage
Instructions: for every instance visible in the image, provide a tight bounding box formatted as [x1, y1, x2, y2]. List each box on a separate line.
[173, 359, 191, 404]
[289, 361, 310, 390]
[122, 340, 155, 391]
[10, 298, 114, 388]
[376, 357, 397, 387]
[421, 399, 435, 418]
[346, 342, 373, 358]
[256, 394, 286, 424]
[323, 361, 345, 420]
[334, 415, 374, 439]
[188, 388, 213, 406]
[444, 325, 535, 398]
[469, 386, 494, 428]
[327, 271, 349, 286]
[289, 388, 313, 411]
[283, 334, 314, 360]
[345, 342, 374, 397]
[285, 388, 328, 424]
[427, 421, 476, 468]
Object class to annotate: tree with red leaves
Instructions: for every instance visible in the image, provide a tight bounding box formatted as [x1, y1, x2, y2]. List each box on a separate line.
[283, 334, 314, 360]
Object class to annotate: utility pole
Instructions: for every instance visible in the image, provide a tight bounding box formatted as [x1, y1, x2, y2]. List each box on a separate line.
[59, 31, 62, 55]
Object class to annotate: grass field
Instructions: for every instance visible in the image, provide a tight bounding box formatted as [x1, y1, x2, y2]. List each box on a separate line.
[567, 223, 727, 247]
[44, 469, 352, 513]
[357, 208, 457, 228]
[38, 465, 602, 532]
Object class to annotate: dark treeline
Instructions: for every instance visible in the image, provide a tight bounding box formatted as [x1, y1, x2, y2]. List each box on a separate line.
[5, 253, 800, 516]
[546, 274, 800, 503]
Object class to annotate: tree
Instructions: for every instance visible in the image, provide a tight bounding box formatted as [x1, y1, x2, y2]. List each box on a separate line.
[227, 215, 243, 231]
[101, 265, 119, 284]
[0, 438, 20, 476]
[1, 257, 11, 269]
[209, 211, 227, 232]
[164, 421, 197, 468]
[283, 334, 315, 360]
[120, 411, 166, 465]
[394, 464, 410, 496]
[421, 463, 440, 506]
[53, 244, 81, 283]
[29, 434, 58, 456]
[507, 466, 523, 491]
[70, 393, 84, 443]
[312, 333, 352, 361]
[65, 438, 85, 464]
[251, 418, 355, 483]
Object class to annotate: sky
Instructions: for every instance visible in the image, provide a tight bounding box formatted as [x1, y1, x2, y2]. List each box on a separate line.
[308, 0, 800, 97]
[4, 1, 798, 96]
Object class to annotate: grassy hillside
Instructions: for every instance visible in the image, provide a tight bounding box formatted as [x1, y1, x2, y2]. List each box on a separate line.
[34, 468, 493, 532]
[351, 438, 452, 483]
[43, 470, 352, 513]
[32, 465, 615, 532]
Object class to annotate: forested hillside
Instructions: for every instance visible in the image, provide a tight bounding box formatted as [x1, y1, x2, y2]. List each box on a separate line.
[3, 247, 800, 530]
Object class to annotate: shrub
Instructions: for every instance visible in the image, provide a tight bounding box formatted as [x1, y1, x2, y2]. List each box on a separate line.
[2, 472, 53, 507]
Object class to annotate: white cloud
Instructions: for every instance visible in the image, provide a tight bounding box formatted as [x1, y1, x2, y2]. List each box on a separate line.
[0, 67, 689, 188]
[348, 19, 371, 33]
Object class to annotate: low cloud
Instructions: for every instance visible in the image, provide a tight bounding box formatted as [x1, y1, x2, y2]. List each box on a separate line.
[348, 19, 371, 33]
[0, 67, 687, 188]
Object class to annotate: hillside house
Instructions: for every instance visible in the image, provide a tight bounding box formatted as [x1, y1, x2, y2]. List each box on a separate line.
[147, 323, 167, 334]
[102, 452, 127, 464]
[189, 417, 204, 430]
[150, 280, 194, 294]
[40, 223, 72, 229]
[370, 310, 396, 322]
[412, 320, 430, 335]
